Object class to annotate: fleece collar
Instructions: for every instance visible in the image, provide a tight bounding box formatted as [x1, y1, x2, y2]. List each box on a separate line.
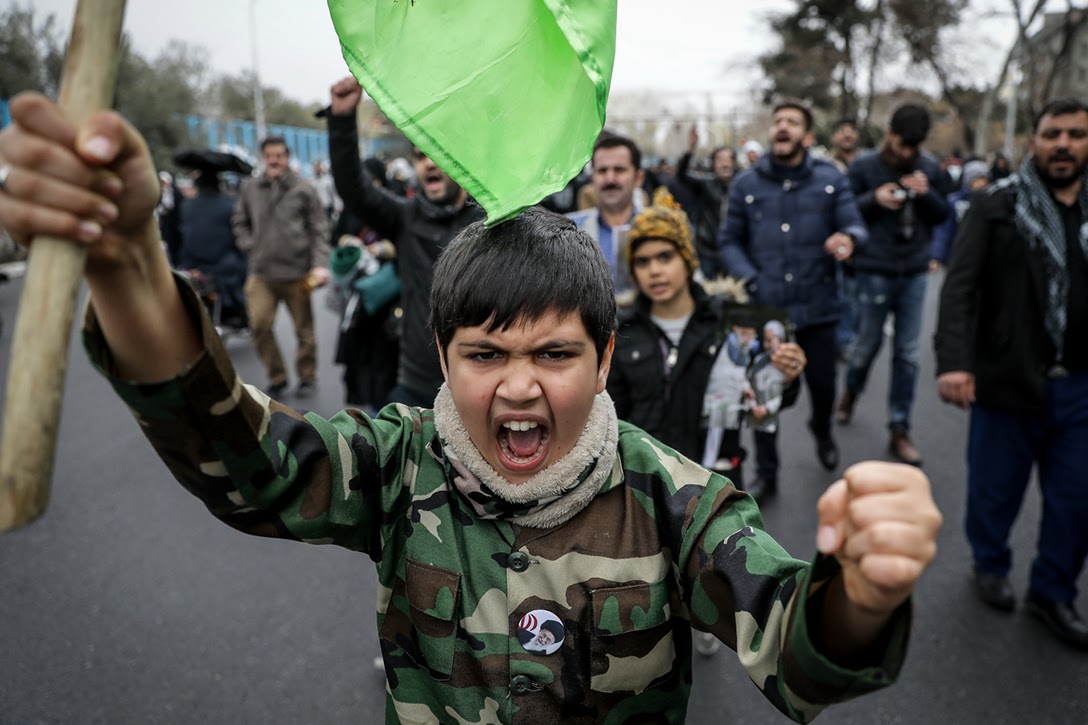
[432, 384, 619, 529]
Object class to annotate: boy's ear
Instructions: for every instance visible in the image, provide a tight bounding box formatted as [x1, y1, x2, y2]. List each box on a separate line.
[436, 334, 450, 383]
[596, 333, 616, 394]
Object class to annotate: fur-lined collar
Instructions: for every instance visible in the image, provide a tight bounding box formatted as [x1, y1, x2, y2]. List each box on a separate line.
[432, 384, 619, 528]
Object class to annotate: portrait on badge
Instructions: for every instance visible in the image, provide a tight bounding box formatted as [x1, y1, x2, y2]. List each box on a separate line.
[517, 610, 566, 656]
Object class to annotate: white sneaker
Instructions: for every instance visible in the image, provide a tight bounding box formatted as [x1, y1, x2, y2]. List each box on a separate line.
[695, 631, 721, 657]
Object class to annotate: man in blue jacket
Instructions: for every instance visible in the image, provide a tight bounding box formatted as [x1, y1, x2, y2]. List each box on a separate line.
[837, 104, 950, 466]
[720, 99, 868, 500]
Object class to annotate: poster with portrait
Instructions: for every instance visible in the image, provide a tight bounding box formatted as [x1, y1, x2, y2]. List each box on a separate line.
[702, 302, 794, 433]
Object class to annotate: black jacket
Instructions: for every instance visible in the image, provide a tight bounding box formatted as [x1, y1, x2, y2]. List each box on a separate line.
[178, 190, 247, 316]
[328, 113, 484, 401]
[848, 149, 950, 275]
[608, 283, 799, 460]
[935, 179, 1056, 414]
[675, 151, 729, 258]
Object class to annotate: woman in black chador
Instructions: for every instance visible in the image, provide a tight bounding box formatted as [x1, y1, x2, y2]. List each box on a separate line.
[174, 149, 252, 329]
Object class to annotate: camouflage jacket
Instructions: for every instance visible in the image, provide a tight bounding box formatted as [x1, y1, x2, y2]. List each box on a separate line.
[84, 278, 909, 724]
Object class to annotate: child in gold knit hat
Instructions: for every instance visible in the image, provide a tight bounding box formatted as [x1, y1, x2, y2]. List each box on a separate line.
[625, 187, 700, 277]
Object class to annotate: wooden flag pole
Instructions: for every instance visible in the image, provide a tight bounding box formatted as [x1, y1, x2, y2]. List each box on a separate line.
[0, 0, 128, 531]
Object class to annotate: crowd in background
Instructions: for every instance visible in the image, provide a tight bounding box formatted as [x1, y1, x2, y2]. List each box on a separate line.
[149, 88, 1088, 654]
[155, 99, 1019, 457]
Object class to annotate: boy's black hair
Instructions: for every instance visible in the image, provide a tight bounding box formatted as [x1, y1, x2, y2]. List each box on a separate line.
[430, 207, 617, 363]
[1032, 98, 1088, 132]
[889, 104, 931, 146]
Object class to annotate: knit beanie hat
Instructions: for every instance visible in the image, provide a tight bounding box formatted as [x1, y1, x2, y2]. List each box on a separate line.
[961, 159, 990, 188]
[626, 187, 698, 275]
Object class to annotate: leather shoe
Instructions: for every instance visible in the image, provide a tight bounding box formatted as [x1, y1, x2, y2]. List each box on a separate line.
[1026, 593, 1088, 650]
[835, 390, 856, 425]
[972, 571, 1015, 611]
[815, 435, 838, 470]
[889, 427, 922, 466]
[267, 381, 288, 397]
[745, 476, 777, 503]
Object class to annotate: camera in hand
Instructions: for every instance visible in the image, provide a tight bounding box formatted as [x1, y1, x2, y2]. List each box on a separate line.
[895, 186, 917, 242]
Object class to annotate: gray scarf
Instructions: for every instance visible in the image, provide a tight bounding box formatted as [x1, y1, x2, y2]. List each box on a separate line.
[432, 384, 619, 529]
[1013, 161, 1088, 363]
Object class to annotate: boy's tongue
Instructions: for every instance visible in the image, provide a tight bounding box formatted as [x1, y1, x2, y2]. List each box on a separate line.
[506, 426, 544, 458]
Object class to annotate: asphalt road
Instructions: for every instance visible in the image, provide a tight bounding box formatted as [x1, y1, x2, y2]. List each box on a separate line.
[0, 271, 1085, 725]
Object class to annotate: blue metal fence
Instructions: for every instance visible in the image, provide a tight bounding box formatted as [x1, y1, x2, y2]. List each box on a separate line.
[182, 115, 330, 174]
[0, 99, 410, 176]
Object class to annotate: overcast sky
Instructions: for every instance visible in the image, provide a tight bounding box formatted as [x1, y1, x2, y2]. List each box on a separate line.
[26, 0, 1051, 109]
[25, 0, 804, 105]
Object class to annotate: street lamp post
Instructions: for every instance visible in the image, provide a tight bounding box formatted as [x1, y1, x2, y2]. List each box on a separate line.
[1003, 40, 1022, 162]
[250, 0, 267, 141]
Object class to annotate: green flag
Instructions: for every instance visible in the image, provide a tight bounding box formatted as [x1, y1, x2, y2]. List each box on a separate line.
[327, 0, 617, 225]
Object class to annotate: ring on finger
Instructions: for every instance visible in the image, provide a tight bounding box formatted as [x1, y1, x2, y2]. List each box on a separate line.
[836, 245, 847, 256]
[0, 163, 11, 193]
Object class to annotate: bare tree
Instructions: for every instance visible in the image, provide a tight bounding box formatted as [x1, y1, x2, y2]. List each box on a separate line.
[973, 0, 1047, 157]
[1037, 2, 1088, 108]
[0, 3, 63, 98]
[859, 0, 887, 142]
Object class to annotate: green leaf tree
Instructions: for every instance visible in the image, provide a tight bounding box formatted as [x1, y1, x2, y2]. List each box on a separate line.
[113, 37, 208, 169]
[0, 3, 63, 98]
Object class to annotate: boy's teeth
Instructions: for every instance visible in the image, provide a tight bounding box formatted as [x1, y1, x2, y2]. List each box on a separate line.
[502, 421, 539, 432]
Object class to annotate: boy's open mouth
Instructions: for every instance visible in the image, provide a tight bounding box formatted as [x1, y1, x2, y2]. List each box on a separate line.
[497, 420, 550, 472]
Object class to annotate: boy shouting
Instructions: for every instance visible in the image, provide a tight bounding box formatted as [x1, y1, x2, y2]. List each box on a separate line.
[0, 93, 940, 724]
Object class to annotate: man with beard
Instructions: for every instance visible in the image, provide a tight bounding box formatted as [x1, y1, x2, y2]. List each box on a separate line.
[232, 137, 330, 398]
[567, 134, 646, 295]
[836, 104, 949, 466]
[828, 118, 861, 173]
[674, 126, 737, 278]
[935, 98, 1088, 650]
[326, 76, 484, 407]
[720, 99, 868, 501]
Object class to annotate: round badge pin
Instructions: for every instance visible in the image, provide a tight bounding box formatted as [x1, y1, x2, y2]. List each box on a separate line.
[517, 609, 565, 655]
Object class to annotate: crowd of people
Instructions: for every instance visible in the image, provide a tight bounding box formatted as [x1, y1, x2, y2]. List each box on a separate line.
[145, 85, 1088, 662]
[0, 71, 1082, 723]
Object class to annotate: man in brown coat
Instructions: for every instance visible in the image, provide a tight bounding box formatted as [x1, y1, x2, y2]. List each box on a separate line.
[232, 137, 329, 397]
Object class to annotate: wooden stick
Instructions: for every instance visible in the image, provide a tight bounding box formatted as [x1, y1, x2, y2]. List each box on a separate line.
[0, 0, 128, 531]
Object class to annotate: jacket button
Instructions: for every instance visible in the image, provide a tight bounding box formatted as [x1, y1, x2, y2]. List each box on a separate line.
[511, 674, 534, 695]
[781, 223, 791, 232]
[508, 552, 530, 572]
[785, 273, 794, 282]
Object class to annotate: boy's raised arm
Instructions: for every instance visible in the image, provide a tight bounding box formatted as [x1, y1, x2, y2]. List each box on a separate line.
[0, 93, 202, 381]
[812, 462, 942, 664]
